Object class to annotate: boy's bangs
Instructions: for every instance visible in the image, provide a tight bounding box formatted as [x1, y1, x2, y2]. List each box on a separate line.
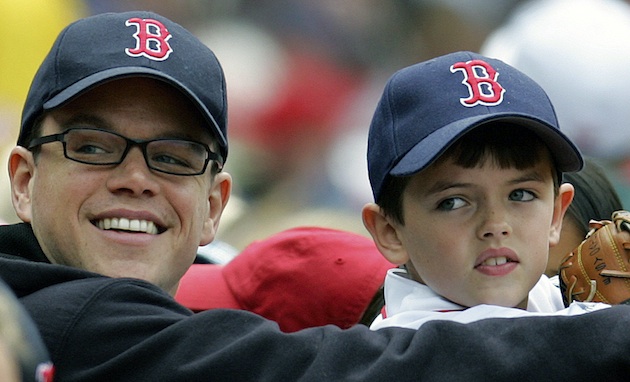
[446, 123, 550, 172]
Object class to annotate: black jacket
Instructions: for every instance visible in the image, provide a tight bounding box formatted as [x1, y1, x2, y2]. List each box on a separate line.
[1, 223, 629, 381]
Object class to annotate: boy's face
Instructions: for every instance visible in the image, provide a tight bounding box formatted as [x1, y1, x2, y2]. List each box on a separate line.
[380, 154, 571, 309]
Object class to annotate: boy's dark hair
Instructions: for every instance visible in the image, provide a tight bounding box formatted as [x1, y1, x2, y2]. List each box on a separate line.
[377, 123, 561, 224]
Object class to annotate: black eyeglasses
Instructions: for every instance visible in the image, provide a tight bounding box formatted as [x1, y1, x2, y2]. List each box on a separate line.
[28, 127, 223, 176]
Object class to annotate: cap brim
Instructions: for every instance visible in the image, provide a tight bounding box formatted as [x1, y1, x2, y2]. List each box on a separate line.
[175, 264, 241, 312]
[43, 67, 227, 155]
[391, 113, 583, 177]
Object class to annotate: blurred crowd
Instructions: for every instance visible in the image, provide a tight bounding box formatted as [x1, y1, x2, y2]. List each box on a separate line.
[2, 0, 629, 251]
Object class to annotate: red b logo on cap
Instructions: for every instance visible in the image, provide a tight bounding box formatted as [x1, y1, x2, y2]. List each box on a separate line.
[125, 18, 173, 61]
[450, 59, 505, 107]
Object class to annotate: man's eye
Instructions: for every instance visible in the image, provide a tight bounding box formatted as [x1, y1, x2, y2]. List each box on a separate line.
[73, 144, 108, 155]
[152, 154, 193, 168]
[437, 197, 466, 211]
[509, 189, 535, 202]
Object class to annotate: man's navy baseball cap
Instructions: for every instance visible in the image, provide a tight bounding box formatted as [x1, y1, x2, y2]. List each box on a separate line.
[367, 51, 583, 201]
[19, 11, 228, 161]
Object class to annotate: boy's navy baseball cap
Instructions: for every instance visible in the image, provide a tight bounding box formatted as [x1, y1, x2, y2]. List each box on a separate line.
[18, 11, 228, 161]
[367, 51, 583, 201]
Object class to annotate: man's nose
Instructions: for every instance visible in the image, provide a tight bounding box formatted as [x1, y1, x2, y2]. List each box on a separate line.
[106, 146, 160, 196]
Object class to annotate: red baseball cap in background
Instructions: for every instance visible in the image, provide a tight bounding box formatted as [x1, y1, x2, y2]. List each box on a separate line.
[175, 226, 395, 332]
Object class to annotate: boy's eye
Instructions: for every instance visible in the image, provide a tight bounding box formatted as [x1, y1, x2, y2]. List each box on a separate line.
[509, 189, 535, 202]
[437, 197, 467, 211]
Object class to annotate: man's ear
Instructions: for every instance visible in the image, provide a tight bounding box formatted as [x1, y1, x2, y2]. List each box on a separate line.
[362, 202, 409, 265]
[549, 182, 575, 247]
[199, 171, 232, 246]
[8, 146, 35, 223]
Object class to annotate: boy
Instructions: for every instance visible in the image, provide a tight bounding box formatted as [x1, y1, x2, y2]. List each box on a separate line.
[362, 51, 609, 329]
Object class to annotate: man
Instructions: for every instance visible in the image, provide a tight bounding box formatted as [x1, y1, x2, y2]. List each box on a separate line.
[0, 10, 629, 381]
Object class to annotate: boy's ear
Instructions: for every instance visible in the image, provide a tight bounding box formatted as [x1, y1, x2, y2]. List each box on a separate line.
[549, 182, 575, 247]
[362, 203, 409, 265]
[8, 146, 35, 223]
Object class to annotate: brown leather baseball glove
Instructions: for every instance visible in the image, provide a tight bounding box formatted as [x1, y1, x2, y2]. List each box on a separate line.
[559, 210, 630, 307]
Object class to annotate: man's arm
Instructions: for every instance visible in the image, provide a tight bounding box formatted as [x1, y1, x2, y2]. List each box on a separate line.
[22, 276, 629, 381]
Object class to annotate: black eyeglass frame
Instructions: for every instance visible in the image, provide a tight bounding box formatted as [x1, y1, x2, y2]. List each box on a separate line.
[27, 127, 224, 176]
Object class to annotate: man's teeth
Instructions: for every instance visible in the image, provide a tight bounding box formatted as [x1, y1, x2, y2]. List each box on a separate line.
[481, 256, 508, 266]
[97, 218, 158, 234]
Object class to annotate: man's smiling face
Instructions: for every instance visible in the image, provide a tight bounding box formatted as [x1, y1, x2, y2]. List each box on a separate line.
[14, 77, 230, 294]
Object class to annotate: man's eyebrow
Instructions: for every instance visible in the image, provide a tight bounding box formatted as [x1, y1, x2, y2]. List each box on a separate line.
[59, 114, 205, 142]
[60, 114, 111, 130]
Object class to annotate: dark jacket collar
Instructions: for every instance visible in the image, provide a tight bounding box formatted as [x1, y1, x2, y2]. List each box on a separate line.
[0, 223, 49, 263]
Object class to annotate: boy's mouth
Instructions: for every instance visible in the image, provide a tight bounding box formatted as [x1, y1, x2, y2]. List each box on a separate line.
[477, 256, 515, 267]
[474, 247, 519, 269]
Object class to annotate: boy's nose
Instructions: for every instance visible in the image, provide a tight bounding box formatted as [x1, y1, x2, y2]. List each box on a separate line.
[478, 209, 512, 239]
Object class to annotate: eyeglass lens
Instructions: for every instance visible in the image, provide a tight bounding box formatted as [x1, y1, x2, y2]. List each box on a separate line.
[64, 129, 209, 175]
